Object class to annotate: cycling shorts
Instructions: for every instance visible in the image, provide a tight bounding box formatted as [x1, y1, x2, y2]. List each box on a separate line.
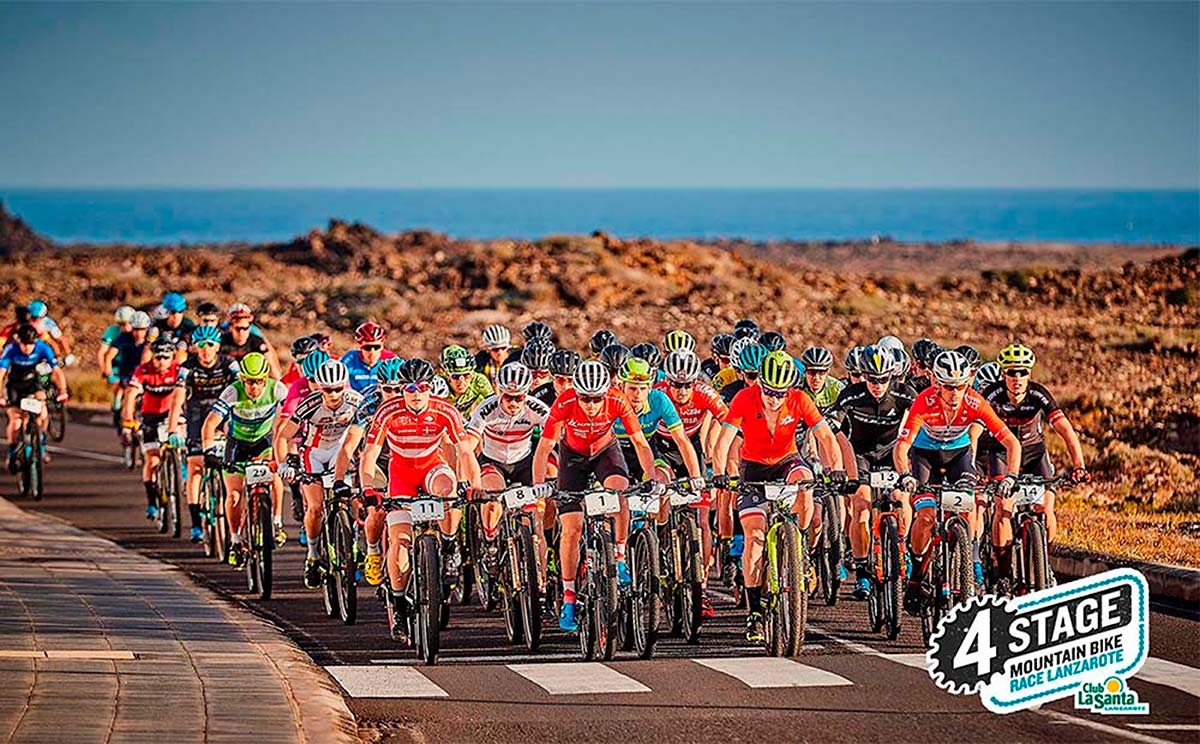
[618, 437, 666, 484]
[224, 436, 273, 474]
[854, 451, 893, 479]
[5, 382, 42, 407]
[302, 445, 340, 475]
[911, 446, 975, 510]
[737, 457, 809, 519]
[986, 447, 1055, 480]
[387, 455, 455, 498]
[141, 412, 169, 452]
[555, 441, 628, 515]
[656, 431, 712, 508]
[480, 450, 535, 488]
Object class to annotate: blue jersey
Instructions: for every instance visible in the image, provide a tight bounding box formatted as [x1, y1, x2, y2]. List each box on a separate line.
[110, 332, 147, 379]
[613, 388, 683, 438]
[1, 340, 57, 390]
[341, 349, 398, 394]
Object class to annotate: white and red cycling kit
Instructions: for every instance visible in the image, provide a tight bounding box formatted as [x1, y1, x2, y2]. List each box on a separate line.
[289, 389, 363, 472]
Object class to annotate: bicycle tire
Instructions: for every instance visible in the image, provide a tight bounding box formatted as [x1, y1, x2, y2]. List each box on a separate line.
[155, 463, 170, 535]
[576, 536, 595, 660]
[474, 513, 497, 612]
[948, 520, 974, 604]
[822, 495, 844, 606]
[48, 399, 66, 443]
[679, 512, 703, 645]
[256, 490, 273, 600]
[417, 533, 442, 665]
[516, 522, 541, 652]
[30, 432, 44, 502]
[1025, 519, 1049, 593]
[212, 474, 229, 563]
[593, 528, 618, 661]
[631, 527, 661, 659]
[881, 516, 903, 640]
[337, 510, 358, 625]
[170, 448, 184, 538]
[771, 522, 807, 657]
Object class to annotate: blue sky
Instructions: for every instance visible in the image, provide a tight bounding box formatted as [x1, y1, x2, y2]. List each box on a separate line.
[1, 2, 1196, 189]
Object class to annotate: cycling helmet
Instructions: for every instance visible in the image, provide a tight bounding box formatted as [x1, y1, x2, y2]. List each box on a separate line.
[761, 350, 799, 389]
[227, 302, 253, 320]
[728, 337, 751, 366]
[482, 324, 511, 349]
[859, 345, 897, 377]
[398, 358, 436, 385]
[14, 307, 31, 324]
[911, 338, 939, 366]
[192, 326, 222, 346]
[629, 342, 663, 371]
[354, 321, 385, 345]
[663, 330, 696, 353]
[932, 350, 972, 386]
[115, 305, 136, 323]
[375, 357, 405, 383]
[573, 360, 611, 396]
[877, 335, 905, 355]
[589, 329, 619, 356]
[14, 324, 38, 345]
[290, 335, 319, 358]
[430, 376, 450, 398]
[737, 342, 769, 373]
[997, 343, 1036, 370]
[549, 349, 581, 377]
[27, 300, 47, 319]
[663, 350, 701, 383]
[732, 318, 760, 340]
[131, 311, 152, 330]
[759, 331, 787, 352]
[953, 344, 982, 370]
[239, 353, 270, 381]
[522, 320, 553, 343]
[598, 343, 630, 375]
[161, 292, 187, 313]
[976, 361, 1002, 388]
[440, 345, 476, 374]
[314, 360, 349, 389]
[843, 346, 866, 375]
[890, 347, 911, 377]
[710, 333, 735, 358]
[618, 357, 654, 384]
[309, 331, 332, 351]
[800, 346, 834, 373]
[521, 341, 555, 371]
[496, 362, 534, 394]
[301, 350, 331, 378]
[196, 301, 221, 318]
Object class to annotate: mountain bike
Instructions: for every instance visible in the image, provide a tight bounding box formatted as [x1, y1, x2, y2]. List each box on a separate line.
[12, 397, 46, 501]
[120, 396, 143, 471]
[155, 429, 186, 538]
[555, 485, 622, 661]
[302, 471, 360, 625]
[913, 480, 977, 647]
[40, 369, 66, 443]
[240, 459, 276, 600]
[200, 439, 230, 562]
[661, 479, 706, 644]
[989, 474, 1071, 596]
[811, 481, 846, 606]
[478, 484, 544, 651]
[617, 480, 665, 659]
[864, 468, 905, 640]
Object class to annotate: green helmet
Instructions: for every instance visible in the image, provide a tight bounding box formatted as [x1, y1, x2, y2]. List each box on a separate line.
[618, 357, 653, 384]
[239, 352, 270, 381]
[761, 351, 798, 390]
[439, 344, 476, 374]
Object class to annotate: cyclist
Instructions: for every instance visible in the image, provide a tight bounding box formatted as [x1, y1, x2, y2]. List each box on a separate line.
[475, 325, 519, 383]
[893, 350, 1020, 615]
[103, 311, 153, 433]
[657, 349, 727, 616]
[711, 351, 846, 643]
[0, 306, 34, 348]
[843, 346, 865, 386]
[98, 306, 135, 415]
[195, 302, 223, 329]
[908, 338, 940, 391]
[274, 360, 363, 589]
[220, 304, 282, 378]
[334, 357, 406, 587]
[663, 329, 696, 354]
[826, 345, 916, 599]
[702, 333, 735, 386]
[359, 359, 482, 643]
[980, 344, 1090, 585]
[145, 292, 195, 361]
[281, 336, 320, 388]
[27, 300, 74, 364]
[0, 325, 68, 473]
[439, 345, 494, 417]
[587, 329, 619, 360]
[169, 326, 238, 542]
[521, 341, 558, 407]
[799, 346, 845, 413]
[548, 349, 580, 397]
[597, 343, 630, 378]
[718, 340, 768, 404]
[122, 338, 181, 519]
[202, 353, 290, 565]
[342, 322, 398, 394]
[532, 360, 657, 632]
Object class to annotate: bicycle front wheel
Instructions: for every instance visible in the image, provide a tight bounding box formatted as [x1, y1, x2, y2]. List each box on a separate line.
[768, 521, 808, 657]
[631, 527, 661, 659]
[1024, 519, 1049, 593]
[417, 533, 442, 665]
[336, 510, 358, 625]
[256, 490, 273, 600]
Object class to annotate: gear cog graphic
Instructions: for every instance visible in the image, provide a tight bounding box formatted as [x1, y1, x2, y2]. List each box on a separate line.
[927, 593, 1020, 695]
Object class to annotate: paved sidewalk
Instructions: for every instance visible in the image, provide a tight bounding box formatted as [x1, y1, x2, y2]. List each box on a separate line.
[0, 497, 358, 743]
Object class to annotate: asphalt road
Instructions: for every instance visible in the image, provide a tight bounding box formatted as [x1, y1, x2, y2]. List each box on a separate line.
[13, 419, 1200, 743]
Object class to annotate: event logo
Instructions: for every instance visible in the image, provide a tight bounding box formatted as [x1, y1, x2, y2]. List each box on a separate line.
[926, 568, 1149, 714]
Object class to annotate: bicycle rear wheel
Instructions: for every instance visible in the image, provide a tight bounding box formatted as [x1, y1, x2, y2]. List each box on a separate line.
[336, 510, 358, 625]
[820, 496, 844, 606]
[631, 527, 661, 659]
[155, 463, 171, 535]
[169, 449, 185, 538]
[48, 399, 66, 443]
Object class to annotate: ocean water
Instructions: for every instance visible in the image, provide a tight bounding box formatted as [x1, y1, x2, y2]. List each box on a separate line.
[1, 188, 1197, 245]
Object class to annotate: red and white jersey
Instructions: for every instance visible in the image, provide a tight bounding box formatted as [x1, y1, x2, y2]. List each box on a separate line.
[366, 397, 466, 461]
[654, 381, 727, 437]
[466, 394, 550, 464]
[290, 389, 363, 452]
[899, 387, 1009, 450]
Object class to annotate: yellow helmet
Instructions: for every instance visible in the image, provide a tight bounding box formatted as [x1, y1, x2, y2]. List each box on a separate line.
[997, 343, 1036, 370]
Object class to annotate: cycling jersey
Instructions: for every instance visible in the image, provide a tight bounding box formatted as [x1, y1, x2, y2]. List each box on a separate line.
[542, 388, 641, 457]
[341, 348, 400, 394]
[128, 360, 181, 416]
[280, 363, 303, 388]
[710, 366, 738, 393]
[474, 348, 522, 384]
[613, 388, 682, 439]
[33, 316, 63, 341]
[366, 397, 466, 460]
[443, 371, 494, 416]
[719, 378, 748, 404]
[211, 379, 289, 442]
[898, 387, 1009, 451]
[281, 377, 313, 419]
[803, 377, 845, 413]
[219, 331, 269, 362]
[654, 381, 726, 437]
[826, 381, 916, 463]
[110, 332, 147, 379]
[176, 355, 238, 414]
[147, 317, 197, 351]
[530, 381, 557, 409]
[290, 389, 363, 453]
[723, 385, 826, 465]
[0, 340, 57, 394]
[699, 358, 721, 384]
[979, 381, 1065, 452]
[466, 395, 550, 464]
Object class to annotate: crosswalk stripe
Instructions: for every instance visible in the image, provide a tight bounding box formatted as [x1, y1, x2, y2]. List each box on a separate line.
[693, 657, 853, 689]
[324, 665, 448, 698]
[506, 662, 650, 695]
[880, 653, 932, 671]
[1134, 658, 1200, 698]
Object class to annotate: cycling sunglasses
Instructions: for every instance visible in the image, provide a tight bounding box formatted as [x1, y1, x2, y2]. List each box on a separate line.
[232, 324, 251, 332]
[153, 352, 175, 361]
[1003, 368, 1031, 378]
[361, 344, 383, 352]
[762, 386, 789, 399]
[501, 393, 526, 403]
[578, 393, 605, 404]
[448, 372, 472, 381]
[194, 341, 219, 349]
[622, 374, 653, 384]
[319, 386, 345, 394]
[667, 379, 693, 389]
[865, 375, 891, 384]
[940, 383, 969, 391]
[380, 384, 405, 394]
[404, 382, 430, 393]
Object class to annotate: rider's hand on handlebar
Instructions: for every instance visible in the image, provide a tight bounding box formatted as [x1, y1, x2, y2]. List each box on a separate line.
[56, 391, 69, 403]
[1070, 467, 1091, 485]
[333, 479, 352, 501]
[533, 482, 554, 500]
[203, 448, 224, 471]
[686, 476, 707, 493]
[996, 474, 1018, 499]
[898, 473, 918, 493]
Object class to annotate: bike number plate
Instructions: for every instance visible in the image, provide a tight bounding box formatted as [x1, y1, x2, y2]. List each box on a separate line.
[410, 498, 445, 522]
[244, 462, 273, 486]
[503, 486, 537, 509]
[584, 490, 621, 516]
[157, 422, 170, 442]
[940, 489, 971, 512]
[627, 493, 659, 514]
[763, 484, 798, 508]
[19, 398, 44, 415]
[1014, 483, 1046, 507]
[669, 488, 702, 506]
[870, 470, 899, 490]
[321, 473, 336, 490]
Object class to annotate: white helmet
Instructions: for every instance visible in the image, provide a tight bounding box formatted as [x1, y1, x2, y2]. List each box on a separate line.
[115, 305, 136, 323]
[481, 324, 511, 349]
[314, 360, 349, 389]
[495, 362, 533, 394]
[932, 350, 972, 386]
[728, 337, 751, 366]
[976, 361, 1002, 388]
[877, 335, 905, 357]
[430, 376, 450, 398]
[662, 350, 701, 383]
[572, 360, 611, 396]
[131, 311, 152, 330]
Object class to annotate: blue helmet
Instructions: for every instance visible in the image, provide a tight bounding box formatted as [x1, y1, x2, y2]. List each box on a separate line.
[28, 300, 47, 319]
[161, 292, 187, 313]
[191, 325, 222, 345]
[736, 342, 769, 373]
[301, 350, 331, 378]
[375, 356, 406, 383]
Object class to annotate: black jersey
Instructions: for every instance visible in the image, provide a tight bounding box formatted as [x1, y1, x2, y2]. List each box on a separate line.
[176, 355, 238, 413]
[826, 381, 917, 462]
[149, 317, 197, 351]
[980, 381, 1064, 452]
[220, 331, 269, 362]
[530, 382, 558, 409]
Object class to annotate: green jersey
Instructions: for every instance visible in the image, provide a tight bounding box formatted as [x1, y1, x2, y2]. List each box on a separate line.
[804, 377, 846, 414]
[443, 371, 494, 417]
[211, 379, 289, 442]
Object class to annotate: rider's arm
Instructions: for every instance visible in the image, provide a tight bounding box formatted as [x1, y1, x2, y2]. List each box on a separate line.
[836, 430, 858, 480]
[667, 425, 702, 479]
[262, 338, 284, 380]
[997, 429, 1022, 477]
[272, 418, 299, 467]
[120, 373, 141, 423]
[628, 429, 658, 481]
[532, 434, 556, 485]
[453, 438, 481, 489]
[334, 424, 364, 482]
[967, 421, 983, 456]
[1051, 415, 1086, 470]
[100, 345, 118, 377]
[167, 386, 186, 436]
[812, 420, 843, 471]
[50, 365, 68, 399]
[359, 438, 383, 485]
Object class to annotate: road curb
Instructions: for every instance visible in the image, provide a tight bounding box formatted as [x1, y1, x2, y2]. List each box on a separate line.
[1051, 547, 1200, 605]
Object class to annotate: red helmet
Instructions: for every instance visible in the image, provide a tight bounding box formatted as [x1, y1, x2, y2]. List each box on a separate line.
[354, 322, 385, 345]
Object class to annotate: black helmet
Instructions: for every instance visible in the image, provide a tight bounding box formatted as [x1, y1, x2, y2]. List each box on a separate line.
[522, 320, 553, 343]
[291, 336, 319, 358]
[150, 338, 177, 357]
[589, 329, 619, 356]
[521, 340, 555, 371]
[759, 331, 787, 352]
[629, 342, 663, 371]
[732, 318, 760, 340]
[954, 344, 982, 370]
[549, 348, 581, 377]
[397, 358, 435, 385]
[14, 324, 38, 345]
[710, 333, 735, 357]
[598, 343, 630, 375]
[911, 338, 939, 366]
[15, 307, 32, 324]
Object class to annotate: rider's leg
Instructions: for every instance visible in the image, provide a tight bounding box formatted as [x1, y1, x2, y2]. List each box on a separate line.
[186, 454, 205, 530]
[224, 473, 245, 539]
[558, 511, 583, 601]
[738, 511, 767, 614]
[786, 465, 815, 530]
[387, 516, 414, 592]
[142, 445, 162, 509]
[850, 484, 871, 561]
[302, 481, 323, 558]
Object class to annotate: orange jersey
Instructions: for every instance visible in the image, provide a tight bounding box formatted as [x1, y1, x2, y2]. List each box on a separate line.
[655, 381, 727, 437]
[542, 388, 640, 457]
[723, 385, 824, 465]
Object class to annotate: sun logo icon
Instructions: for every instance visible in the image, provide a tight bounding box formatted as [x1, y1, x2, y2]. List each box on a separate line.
[1103, 677, 1124, 694]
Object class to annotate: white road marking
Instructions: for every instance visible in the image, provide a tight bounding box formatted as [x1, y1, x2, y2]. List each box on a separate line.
[1035, 710, 1173, 744]
[47, 445, 126, 464]
[325, 665, 448, 698]
[506, 662, 650, 695]
[371, 652, 579, 665]
[1135, 658, 1200, 699]
[693, 657, 852, 689]
[0, 649, 136, 660]
[1128, 725, 1200, 732]
[879, 652, 932, 671]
